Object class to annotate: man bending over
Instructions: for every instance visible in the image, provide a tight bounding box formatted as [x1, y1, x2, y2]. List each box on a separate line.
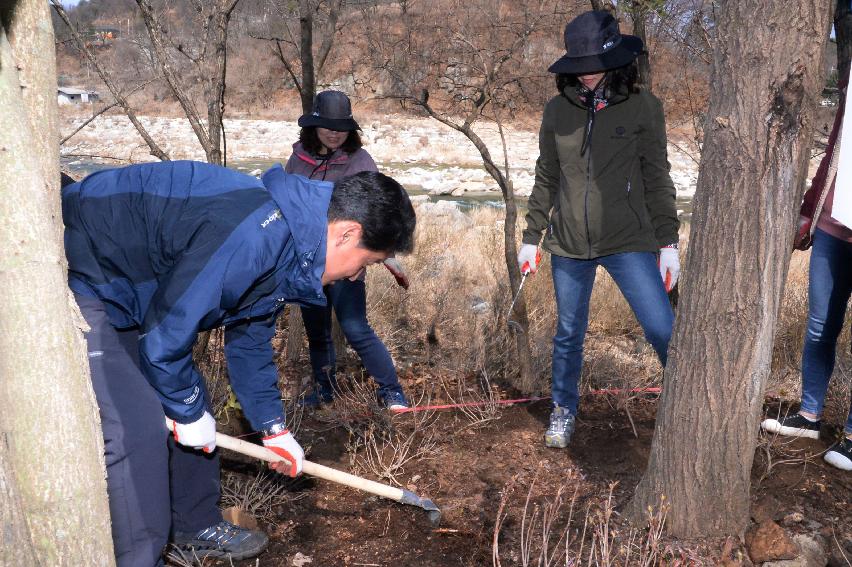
[62, 161, 416, 566]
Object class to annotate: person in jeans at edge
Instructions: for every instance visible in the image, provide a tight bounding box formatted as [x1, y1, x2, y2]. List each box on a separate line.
[285, 90, 411, 410]
[517, 10, 680, 448]
[761, 80, 852, 471]
[61, 161, 416, 565]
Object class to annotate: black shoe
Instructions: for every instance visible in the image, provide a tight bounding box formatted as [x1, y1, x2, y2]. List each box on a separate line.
[825, 437, 852, 471]
[172, 521, 268, 560]
[761, 413, 821, 439]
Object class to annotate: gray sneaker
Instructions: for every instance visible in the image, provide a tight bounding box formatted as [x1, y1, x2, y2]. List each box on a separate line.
[545, 406, 575, 448]
[172, 521, 268, 560]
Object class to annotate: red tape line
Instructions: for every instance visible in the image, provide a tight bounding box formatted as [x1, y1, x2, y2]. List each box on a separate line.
[391, 387, 661, 414]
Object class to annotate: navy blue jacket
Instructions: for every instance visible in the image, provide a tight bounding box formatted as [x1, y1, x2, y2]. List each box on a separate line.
[63, 161, 331, 431]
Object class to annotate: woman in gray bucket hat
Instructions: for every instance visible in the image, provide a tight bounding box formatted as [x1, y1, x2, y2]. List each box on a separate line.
[517, 10, 680, 449]
[285, 90, 411, 411]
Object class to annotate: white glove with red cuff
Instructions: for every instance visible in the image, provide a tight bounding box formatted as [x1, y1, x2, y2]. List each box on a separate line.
[658, 246, 680, 292]
[383, 258, 410, 289]
[262, 430, 304, 477]
[170, 411, 216, 453]
[517, 244, 541, 275]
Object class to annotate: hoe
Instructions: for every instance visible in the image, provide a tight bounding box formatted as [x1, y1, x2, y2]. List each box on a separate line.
[166, 418, 441, 526]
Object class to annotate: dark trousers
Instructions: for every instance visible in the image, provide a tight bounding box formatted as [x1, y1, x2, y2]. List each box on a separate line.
[301, 279, 402, 396]
[76, 294, 222, 567]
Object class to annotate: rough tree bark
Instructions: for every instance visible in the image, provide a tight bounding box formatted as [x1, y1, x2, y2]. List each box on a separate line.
[0, 0, 114, 564]
[629, 0, 832, 537]
[836, 0, 852, 82]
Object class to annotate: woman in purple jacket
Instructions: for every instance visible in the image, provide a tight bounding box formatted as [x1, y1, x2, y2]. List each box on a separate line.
[285, 90, 410, 410]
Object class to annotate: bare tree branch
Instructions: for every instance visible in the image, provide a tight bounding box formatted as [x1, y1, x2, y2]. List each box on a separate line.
[135, 0, 212, 160]
[60, 78, 158, 145]
[50, 0, 170, 161]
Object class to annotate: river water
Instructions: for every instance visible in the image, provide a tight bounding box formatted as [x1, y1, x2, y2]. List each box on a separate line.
[60, 157, 694, 221]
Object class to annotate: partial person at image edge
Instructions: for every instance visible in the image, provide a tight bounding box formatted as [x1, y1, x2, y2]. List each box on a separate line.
[762, 79, 852, 472]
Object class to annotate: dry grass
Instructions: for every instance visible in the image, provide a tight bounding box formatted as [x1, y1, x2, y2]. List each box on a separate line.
[220, 471, 305, 526]
[361, 207, 851, 427]
[492, 473, 680, 567]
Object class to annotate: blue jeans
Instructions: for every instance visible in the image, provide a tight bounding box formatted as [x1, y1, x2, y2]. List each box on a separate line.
[550, 252, 674, 413]
[801, 229, 852, 434]
[301, 279, 402, 396]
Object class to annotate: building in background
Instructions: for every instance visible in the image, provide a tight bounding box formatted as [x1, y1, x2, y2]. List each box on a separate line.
[58, 87, 100, 105]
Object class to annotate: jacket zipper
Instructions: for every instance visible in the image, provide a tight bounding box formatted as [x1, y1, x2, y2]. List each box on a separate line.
[626, 180, 642, 227]
[584, 149, 593, 258]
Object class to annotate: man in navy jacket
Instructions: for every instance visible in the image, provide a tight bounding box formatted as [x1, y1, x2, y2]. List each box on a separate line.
[62, 161, 415, 566]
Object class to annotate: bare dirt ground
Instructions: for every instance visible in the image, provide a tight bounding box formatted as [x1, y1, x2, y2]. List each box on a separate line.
[173, 361, 852, 567]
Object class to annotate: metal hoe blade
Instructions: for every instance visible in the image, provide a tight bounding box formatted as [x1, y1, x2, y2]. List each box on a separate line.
[400, 489, 442, 526]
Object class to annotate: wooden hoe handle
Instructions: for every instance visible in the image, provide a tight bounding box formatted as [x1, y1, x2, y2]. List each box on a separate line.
[165, 418, 404, 503]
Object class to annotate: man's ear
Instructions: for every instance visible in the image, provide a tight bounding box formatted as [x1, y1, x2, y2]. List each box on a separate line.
[330, 220, 363, 247]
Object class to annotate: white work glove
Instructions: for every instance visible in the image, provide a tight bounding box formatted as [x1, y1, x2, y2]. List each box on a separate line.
[170, 411, 216, 453]
[383, 258, 410, 289]
[517, 244, 541, 275]
[262, 430, 305, 477]
[658, 246, 680, 292]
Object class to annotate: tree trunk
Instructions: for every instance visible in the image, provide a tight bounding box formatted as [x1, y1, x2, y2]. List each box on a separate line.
[502, 179, 536, 393]
[0, 1, 114, 563]
[286, 307, 306, 364]
[205, 7, 231, 167]
[629, 0, 831, 538]
[631, 1, 652, 91]
[299, 0, 316, 114]
[836, 0, 852, 83]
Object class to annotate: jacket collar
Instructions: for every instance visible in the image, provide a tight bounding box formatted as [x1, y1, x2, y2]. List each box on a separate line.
[561, 82, 630, 110]
[291, 142, 350, 167]
[261, 163, 331, 295]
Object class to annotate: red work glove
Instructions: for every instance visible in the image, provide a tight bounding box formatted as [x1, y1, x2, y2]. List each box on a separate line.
[658, 246, 680, 293]
[517, 244, 542, 275]
[383, 258, 410, 289]
[262, 430, 304, 477]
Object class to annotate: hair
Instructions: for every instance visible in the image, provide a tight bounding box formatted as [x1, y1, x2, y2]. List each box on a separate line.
[299, 127, 363, 155]
[328, 171, 416, 254]
[556, 61, 640, 94]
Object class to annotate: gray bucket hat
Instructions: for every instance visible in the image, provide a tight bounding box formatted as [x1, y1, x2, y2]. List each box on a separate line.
[297, 90, 360, 131]
[548, 11, 643, 75]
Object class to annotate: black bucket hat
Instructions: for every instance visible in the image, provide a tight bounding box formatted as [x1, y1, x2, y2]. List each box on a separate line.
[548, 11, 643, 75]
[298, 90, 360, 131]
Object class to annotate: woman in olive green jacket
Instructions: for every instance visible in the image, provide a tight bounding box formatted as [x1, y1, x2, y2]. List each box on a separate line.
[518, 10, 680, 449]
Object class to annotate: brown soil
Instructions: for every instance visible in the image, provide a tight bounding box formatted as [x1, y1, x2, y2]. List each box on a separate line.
[180, 377, 852, 567]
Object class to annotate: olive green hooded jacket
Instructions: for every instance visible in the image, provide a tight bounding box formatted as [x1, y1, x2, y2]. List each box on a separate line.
[522, 86, 679, 259]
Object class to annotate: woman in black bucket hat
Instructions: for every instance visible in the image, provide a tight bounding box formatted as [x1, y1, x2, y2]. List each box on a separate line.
[285, 90, 411, 412]
[517, 10, 680, 449]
